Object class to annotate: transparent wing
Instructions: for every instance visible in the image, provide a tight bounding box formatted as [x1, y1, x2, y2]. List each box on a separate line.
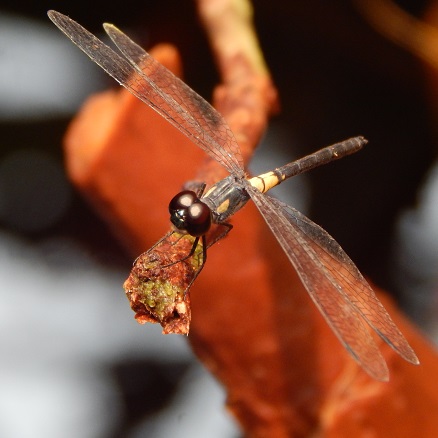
[247, 185, 419, 381]
[48, 10, 244, 176]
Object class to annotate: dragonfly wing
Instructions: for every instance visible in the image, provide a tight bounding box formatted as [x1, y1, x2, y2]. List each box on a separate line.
[247, 185, 419, 380]
[102, 22, 245, 176]
[47, 11, 244, 176]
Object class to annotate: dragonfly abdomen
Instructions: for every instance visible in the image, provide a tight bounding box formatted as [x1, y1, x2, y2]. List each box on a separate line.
[248, 136, 367, 195]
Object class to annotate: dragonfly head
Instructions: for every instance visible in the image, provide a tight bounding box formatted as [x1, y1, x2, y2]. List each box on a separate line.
[169, 190, 212, 237]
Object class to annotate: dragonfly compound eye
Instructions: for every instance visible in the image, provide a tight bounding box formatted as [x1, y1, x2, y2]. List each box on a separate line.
[185, 202, 211, 236]
[169, 190, 197, 213]
[169, 191, 211, 236]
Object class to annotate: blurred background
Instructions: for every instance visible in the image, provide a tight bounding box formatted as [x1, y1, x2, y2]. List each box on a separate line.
[1, 0, 437, 436]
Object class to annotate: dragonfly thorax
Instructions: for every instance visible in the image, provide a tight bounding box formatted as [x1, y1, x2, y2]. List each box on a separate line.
[202, 175, 250, 224]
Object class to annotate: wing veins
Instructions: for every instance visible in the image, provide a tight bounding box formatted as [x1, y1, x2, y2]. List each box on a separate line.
[48, 11, 244, 175]
[103, 22, 243, 173]
[248, 186, 418, 378]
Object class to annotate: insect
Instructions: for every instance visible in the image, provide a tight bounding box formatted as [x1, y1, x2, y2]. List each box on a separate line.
[48, 10, 419, 380]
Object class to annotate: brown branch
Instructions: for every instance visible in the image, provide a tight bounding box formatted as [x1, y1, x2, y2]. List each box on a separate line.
[354, 0, 438, 70]
[195, 0, 279, 181]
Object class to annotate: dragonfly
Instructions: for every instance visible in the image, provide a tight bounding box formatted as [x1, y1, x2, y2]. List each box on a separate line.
[48, 10, 419, 381]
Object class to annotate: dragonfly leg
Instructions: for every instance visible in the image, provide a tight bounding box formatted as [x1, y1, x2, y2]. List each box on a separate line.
[161, 235, 202, 269]
[182, 223, 233, 296]
[182, 234, 208, 296]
